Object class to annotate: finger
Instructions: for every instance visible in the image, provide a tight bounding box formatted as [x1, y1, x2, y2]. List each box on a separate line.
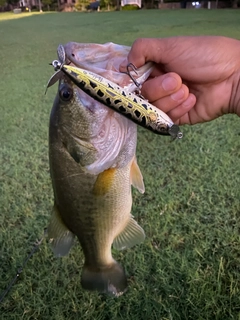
[120, 38, 168, 70]
[141, 73, 182, 101]
[167, 94, 197, 125]
[150, 84, 190, 114]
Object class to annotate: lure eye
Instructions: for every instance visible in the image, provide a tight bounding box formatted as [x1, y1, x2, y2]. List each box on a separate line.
[59, 85, 73, 101]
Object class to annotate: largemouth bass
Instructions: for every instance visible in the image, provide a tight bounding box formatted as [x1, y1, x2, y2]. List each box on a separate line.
[47, 42, 156, 296]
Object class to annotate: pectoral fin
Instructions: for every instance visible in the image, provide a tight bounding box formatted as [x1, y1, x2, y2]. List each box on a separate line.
[48, 204, 75, 257]
[92, 168, 116, 196]
[113, 217, 145, 251]
[130, 157, 145, 194]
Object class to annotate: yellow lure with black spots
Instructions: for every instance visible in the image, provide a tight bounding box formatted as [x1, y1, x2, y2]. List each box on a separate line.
[50, 60, 182, 139]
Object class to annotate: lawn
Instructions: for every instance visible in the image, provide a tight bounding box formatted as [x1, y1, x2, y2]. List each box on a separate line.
[0, 9, 240, 320]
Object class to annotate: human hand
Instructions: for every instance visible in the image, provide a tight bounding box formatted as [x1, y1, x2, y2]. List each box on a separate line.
[120, 36, 240, 125]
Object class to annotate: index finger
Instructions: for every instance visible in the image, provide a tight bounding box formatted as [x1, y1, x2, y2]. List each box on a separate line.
[120, 38, 167, 71]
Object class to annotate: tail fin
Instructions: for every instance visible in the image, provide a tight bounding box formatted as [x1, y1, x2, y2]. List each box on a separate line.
[81, 261, 127, 297]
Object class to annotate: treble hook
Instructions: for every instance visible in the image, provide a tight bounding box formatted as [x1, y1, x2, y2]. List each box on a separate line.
[124, 63, 141, 88]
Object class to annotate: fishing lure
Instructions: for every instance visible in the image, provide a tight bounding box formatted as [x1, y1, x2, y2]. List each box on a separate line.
[47, 46, 183, 139]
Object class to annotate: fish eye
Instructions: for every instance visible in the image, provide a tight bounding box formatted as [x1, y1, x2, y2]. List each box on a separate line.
[59, 85, 73, 101]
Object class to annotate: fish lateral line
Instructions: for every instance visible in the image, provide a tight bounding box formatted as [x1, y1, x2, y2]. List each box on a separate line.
[50, 60, 183, 139]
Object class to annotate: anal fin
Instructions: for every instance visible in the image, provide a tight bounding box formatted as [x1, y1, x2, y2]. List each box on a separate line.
[113, 216, 145, 251]
[48, 204, 75, 257]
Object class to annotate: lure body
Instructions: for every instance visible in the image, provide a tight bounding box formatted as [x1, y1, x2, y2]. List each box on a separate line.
[50, 60, 182, 139]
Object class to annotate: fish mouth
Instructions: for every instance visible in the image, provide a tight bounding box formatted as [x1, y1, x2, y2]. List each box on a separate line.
[62, 42, 153, 89]
[63, 43, 118, 77]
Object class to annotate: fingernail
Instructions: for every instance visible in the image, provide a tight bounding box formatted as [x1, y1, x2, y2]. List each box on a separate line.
[171, 89, 185, 101]
[182, 95, 195, 108]
[162, 76, 178, 91]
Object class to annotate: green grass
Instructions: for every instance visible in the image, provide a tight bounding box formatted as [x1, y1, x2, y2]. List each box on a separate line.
[1, 9, 240, 320]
